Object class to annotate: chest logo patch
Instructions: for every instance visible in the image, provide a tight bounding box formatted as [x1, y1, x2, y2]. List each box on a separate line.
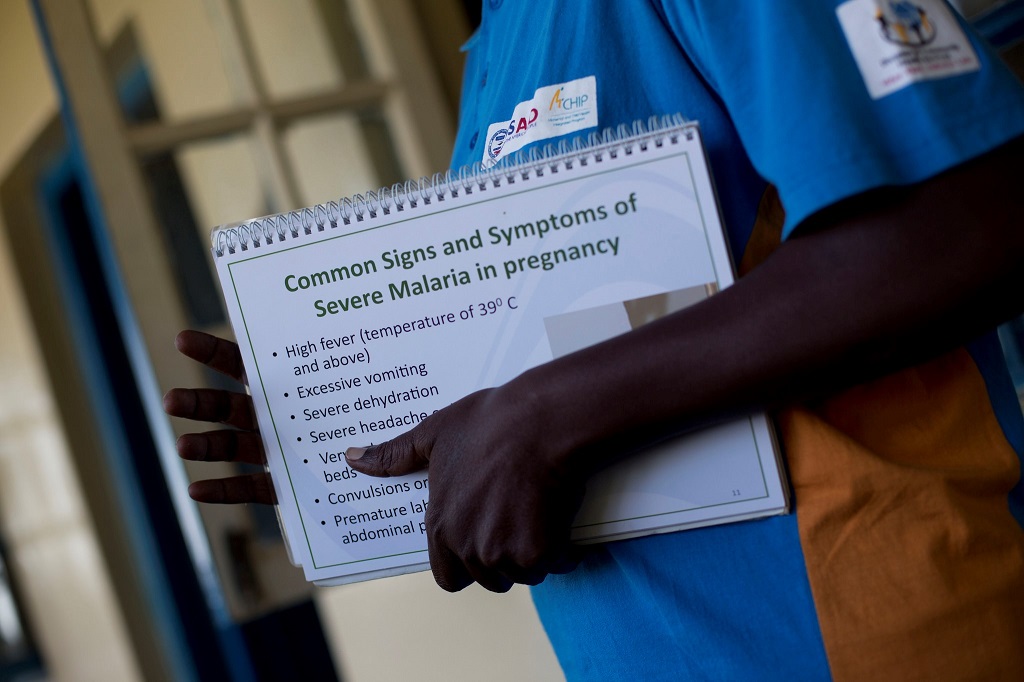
[481, 76, 597, 167]
[837, 0, 979, 99]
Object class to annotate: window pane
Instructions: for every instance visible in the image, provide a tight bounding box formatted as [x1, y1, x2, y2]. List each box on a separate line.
[283, 109, 399, 207]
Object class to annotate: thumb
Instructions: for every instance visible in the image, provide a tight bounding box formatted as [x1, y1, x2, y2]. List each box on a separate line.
[345, 430, 428, 477]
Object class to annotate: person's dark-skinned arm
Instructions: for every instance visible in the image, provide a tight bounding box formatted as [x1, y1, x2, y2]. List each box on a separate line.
[343, 135, 1024, 592]
[164, 135, 1024, 591]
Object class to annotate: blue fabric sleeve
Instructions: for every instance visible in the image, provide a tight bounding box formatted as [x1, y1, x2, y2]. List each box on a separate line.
[655, 0, 1024, 238]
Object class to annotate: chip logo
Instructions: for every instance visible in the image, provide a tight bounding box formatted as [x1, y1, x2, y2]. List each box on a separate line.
[876, 1, 936, 47]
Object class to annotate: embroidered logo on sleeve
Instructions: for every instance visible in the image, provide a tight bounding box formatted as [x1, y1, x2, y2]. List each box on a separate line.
[837, 0, 980, 99]
[482, 76, 597, 167]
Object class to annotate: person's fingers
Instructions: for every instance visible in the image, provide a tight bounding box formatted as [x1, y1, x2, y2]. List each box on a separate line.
[176, 430, 266, 466]
[464, 558, 515, 593]
[175, 330, 246, 383]
[492, 558, 550, 586]
[163, 388, 257, 431]
[427, 533, 474, 593]
[187, 472, 276, 505]
[345, 432, 429, 477]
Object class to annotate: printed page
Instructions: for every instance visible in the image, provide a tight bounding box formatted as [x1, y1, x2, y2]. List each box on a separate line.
[212, 128, 787, 584]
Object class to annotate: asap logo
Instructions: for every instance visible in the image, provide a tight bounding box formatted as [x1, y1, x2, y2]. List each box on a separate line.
[487, 108, 538, 161]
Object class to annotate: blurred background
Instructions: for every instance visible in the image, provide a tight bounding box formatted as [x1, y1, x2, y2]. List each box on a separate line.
[0, 0, 1021, 680]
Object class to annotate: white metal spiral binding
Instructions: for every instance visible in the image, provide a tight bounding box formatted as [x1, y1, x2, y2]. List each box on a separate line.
[212, 113, 691, 256]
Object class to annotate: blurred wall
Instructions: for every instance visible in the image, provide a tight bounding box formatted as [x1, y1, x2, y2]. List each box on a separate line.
[0, 0, 563, 680]
[0, 2, 142, 680]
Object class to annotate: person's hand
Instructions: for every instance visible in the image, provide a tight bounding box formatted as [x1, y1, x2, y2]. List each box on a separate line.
[163, 330, 275, 504]
[345, 380, 586, 592]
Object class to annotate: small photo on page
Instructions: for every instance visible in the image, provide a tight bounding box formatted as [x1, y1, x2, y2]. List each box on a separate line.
[544, 283, 719, 359]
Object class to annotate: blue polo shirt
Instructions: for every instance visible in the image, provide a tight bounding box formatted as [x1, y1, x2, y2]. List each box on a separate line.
[451, 2, 1024, 679]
